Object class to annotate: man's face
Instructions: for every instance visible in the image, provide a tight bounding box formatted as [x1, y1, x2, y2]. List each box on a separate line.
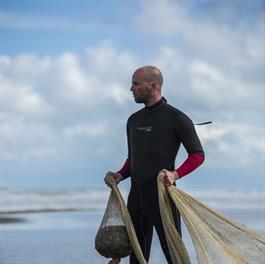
[130, 71, 152, 104]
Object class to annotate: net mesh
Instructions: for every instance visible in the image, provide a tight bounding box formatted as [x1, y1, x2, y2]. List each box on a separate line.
[99, 172, 265, 264]
[100, 191, 124, 228]
[158, 173, 265, 264]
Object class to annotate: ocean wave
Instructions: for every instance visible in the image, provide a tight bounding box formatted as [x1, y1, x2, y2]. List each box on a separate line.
[0, 188, 264, 213]
[0, 207, 103, 214]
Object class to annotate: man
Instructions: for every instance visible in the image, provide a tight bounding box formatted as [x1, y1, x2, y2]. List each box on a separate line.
[109, 66, 204, 263]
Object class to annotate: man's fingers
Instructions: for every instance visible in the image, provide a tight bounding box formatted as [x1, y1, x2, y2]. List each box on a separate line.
[164, 177, 170, 185]
[164, 176, 172, 187]
[160, 169, 173, 187]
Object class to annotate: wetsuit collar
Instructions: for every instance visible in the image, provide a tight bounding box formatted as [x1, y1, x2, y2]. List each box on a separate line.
[145, 97, 167, 112]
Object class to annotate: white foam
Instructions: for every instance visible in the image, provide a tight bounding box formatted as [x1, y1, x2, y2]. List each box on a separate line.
[0, 188, 263, 213]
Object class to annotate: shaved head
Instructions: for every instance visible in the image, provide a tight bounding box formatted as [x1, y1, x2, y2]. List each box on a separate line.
[134, 66, 163, 87]
[131, 65, 163, 106]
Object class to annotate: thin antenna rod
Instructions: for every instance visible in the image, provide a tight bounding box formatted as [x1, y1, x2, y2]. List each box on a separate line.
[194, 121, 212, 125]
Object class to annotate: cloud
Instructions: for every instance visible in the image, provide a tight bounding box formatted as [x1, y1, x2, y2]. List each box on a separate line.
[0, 113, 58, 162]
[0, 11, 100, 31]
[190, 60, 264, 110]
[134, 0, 265, 76]
[85, 41, 138, 83]
[0, 77, 53, 117]
[196, 122, 265, 167]
[0, 43, 135, 165]
[109, 83, 131, 104]
[0, 1, 264, 185]
[63, 123, 107, 138]
[136, 1, 264, 117]
[53, 52, 94, 105]
[133, 1, 264, 169]
[0, 40, 263, 170]
[134, 1, 187, 35]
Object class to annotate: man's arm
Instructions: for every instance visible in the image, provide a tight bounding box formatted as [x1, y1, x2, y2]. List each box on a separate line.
[162, 152, 204, 187]
[109, 158, 130, 185]
[162, 114, 205, 187]
[176, 152, 205, 178]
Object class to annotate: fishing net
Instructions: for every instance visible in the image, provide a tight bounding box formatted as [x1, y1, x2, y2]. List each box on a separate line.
[157, 173, 265, 264]
[95, 190, 132, 263]
[95, 172, 146, 264]
[96, 172, 265, 264]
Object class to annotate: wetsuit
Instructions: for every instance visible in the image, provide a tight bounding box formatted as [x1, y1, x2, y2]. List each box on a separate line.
[118, 97, 204, 263]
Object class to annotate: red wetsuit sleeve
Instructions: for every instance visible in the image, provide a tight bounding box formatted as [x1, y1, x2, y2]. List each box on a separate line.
[176, 152, 205, 178]
[117, 158, 130, 179]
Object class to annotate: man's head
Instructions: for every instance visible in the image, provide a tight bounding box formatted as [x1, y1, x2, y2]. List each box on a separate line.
[130, 66, 163, 106]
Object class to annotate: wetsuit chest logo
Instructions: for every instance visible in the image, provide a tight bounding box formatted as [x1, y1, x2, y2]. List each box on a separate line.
[137, 126, 152, 132]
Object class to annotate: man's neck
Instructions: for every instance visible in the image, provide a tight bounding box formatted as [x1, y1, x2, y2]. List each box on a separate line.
[145, 95, 162, 107]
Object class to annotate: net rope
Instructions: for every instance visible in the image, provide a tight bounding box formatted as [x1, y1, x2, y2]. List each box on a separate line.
[103, 172, 265, 264]
[104, 173, 147, 264]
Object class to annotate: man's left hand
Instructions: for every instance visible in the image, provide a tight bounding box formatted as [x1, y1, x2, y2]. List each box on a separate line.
[160, 169, 180, 187]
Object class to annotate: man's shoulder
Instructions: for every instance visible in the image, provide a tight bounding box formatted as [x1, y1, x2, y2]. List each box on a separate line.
[164, 102, 187, 116]
[164, 103, 193, 123]
[127, 108, 145, 123]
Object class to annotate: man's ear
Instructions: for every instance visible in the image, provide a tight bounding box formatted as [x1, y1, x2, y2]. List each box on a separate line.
[151, 82, 157, 90]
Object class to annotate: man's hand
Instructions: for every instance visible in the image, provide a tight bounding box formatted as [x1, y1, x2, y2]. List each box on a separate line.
[160, 169, 180, 187]
[104, 172, 123, 187]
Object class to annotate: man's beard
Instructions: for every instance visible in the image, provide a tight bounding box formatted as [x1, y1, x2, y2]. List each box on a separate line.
[134, 97, 146, 104]
[133, 90, 152, 104]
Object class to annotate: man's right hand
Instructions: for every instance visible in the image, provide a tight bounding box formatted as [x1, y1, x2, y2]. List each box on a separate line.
[104, 172, 123, 187]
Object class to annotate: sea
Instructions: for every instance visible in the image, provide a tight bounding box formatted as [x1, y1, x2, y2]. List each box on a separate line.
[0, 187, 264, 264]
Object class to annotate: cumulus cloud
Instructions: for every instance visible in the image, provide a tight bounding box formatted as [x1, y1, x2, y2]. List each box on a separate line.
[0, 113, 58, 162]
[190, 60, 264, 110]
[0, 40, 263, 170]
[134, 0, 264, 168]
[0, 78, 53, 117]
[63, 123, 107, 138]
[134, 0, 264, 78]
[0, 43, 136, 165]
[134, 0, 187, 35]
[0, 1, 263, 185]
[196, 123, 265, 167]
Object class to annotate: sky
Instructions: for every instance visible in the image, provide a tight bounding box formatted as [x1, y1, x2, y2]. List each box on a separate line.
[0, 0, 264, 190]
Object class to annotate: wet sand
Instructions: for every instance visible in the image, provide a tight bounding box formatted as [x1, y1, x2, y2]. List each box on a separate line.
[0, 209, 263, 264]
[0, 211, 173, 264]
[0, 215, 27, 224]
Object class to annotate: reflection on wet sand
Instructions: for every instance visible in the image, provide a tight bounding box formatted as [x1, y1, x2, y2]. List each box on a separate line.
[0, 215, 27, 224]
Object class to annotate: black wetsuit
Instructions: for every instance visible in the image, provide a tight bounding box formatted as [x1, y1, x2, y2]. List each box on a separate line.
[121, 97, 204, 263]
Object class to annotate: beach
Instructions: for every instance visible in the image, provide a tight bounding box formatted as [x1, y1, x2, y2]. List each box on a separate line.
[1, 211, 176, 264]
[0, 188, 264, 264]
